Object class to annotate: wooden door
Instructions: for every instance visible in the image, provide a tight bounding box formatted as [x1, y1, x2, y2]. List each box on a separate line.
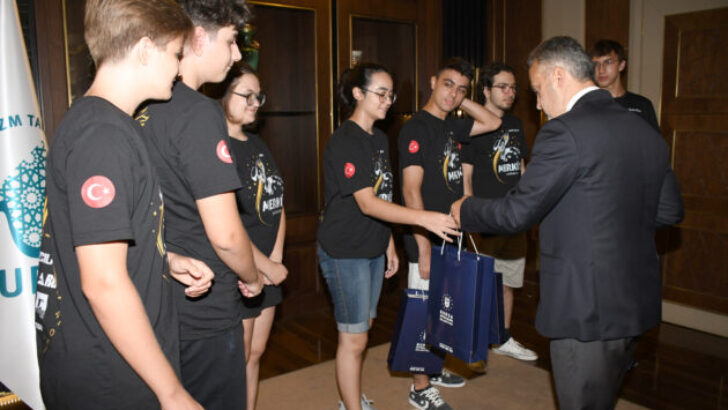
[336, 0, 441, 118]
[247, 0, 332, 318]
[659, 7, 728, 314]
[335, 0, 441, 156]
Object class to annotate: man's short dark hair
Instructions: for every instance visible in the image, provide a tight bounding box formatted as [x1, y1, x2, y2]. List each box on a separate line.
[178, 0, 251, 31]
[437, 57, 474, 81]
[478, 62, 515, 101]
[528, 36, 594, 82]
[590, 39, 626, 61]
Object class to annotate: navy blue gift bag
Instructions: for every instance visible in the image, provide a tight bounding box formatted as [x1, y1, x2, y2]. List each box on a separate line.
[425, 235, 506, 363]
[490, 271, 507, 346]
[387, 289, 445, 373]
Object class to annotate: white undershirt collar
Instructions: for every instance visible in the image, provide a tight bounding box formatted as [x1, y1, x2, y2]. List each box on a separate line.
[566, 86, 599, 112]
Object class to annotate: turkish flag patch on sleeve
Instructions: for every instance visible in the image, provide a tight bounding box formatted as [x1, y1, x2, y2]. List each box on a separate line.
[216, 140, 233, 164]
[408, 140, 420, 154]
[344, 162, 356, 179]
[81, 175, 116, 208]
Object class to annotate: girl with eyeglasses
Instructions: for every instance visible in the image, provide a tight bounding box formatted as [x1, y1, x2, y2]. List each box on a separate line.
[221, 63, 286, 410]
[317, 62, 459, 410]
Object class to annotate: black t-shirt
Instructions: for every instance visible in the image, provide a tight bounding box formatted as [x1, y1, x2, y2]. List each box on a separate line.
[461, 113, 528, 259]
[615, 91, 660, 131]
[461, 113, 528, 198]
[137, 81, 244, 340]
[397, 110, 473, 262]
[229, 133, 284, 256]
[36, 97, 178, 407]
[318, 120, 394, 258]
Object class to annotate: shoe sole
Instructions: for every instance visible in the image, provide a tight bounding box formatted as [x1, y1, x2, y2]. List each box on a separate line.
[429, 379, 466, 388]
[491, 349, 538, 361]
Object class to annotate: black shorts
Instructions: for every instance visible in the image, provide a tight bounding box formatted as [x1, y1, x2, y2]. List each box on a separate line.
[180, 324, 246, 410]
[241, 284, 283, 319]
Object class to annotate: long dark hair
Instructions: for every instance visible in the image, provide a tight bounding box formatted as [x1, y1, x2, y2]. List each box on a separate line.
[338, 62, 392, 117]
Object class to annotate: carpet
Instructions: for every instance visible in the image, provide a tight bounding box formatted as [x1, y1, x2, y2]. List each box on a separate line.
[257, 343, 646, 410]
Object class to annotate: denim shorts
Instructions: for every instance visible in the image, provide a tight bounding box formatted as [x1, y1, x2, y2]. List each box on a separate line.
[317, 245, 385, 333]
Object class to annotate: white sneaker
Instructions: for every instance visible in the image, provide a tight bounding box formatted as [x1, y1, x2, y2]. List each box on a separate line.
[338, 394, 376, 410]
[361, 394, 375, 410]
[408, 385, 452, 410]
[492, 337, 538, 361]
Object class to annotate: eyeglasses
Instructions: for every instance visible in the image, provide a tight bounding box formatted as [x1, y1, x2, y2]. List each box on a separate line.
[492, 84, 518, 93]
[593, 58, 618, 69]
[232, 91, 266, 107]
[362, 88, 397, 104]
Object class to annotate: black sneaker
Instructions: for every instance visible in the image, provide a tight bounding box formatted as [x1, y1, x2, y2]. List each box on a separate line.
[408, 385, 452, 410]
[429, 370, 465, 388]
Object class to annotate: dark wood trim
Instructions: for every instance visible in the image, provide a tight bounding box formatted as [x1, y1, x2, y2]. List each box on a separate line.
[33, 0, 68, 140]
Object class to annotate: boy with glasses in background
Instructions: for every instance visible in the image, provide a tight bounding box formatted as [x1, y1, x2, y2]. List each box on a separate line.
[461, 62, 537, 369]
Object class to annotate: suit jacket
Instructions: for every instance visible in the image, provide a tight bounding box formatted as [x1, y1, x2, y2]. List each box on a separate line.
[461, 89, 684, 341]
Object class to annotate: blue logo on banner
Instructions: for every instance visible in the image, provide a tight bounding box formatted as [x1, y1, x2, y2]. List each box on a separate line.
[0, 265, 38, 297]
[0, 145, 46, 258]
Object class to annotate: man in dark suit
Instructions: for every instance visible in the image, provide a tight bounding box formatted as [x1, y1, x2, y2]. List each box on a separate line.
[451, 36, 684, 409]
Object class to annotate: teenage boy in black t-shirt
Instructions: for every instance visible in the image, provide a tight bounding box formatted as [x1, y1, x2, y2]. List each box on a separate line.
[35, 1, 211, 409]
[590, 39, 660, 130]
[398, 57, 502, 410]
[461, 62, 538, 366]
[135, 1, 284, 408]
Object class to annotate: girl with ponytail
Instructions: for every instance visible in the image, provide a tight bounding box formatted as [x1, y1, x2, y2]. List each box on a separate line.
[317, 63, 459, 410]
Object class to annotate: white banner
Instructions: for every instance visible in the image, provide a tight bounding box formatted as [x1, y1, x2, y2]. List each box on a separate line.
[0, 1, 47, 409]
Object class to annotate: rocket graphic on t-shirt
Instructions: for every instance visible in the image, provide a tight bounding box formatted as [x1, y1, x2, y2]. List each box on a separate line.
[440, 132, 462, 192]
[372, 149, 393, 202]
[491, 130, 522, 184]
[154, 190, 165, 257]
[249, 154, 284, 225]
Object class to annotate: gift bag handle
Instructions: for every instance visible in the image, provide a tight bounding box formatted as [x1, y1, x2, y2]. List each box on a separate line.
[439, 233, 480, 261]
[412, 289, 427, 300]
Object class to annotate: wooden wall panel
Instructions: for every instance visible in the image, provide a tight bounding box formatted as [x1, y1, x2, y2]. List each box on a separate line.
[660, 7, 728, 314]
[33, 0, 68, 139]
[336, 0, 440, 115]
[257, 115, 319, 215]
[503, 0, 542, 151]
[487, 0, 542, 158]
[585, 0, 630, 48]
[673, 131, 728, 199]
[585, 0, 630, 86]
[417, 1, 442, 109]
[487, 0, 542, 285]
[248, 0, 332, 319]
[674, 27, 728, 99]
[351, 18, 417, 114]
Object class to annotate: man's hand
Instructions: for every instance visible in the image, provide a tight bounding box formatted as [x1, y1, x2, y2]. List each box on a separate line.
[450, 196, 467, 227]
[167, 252, 214, 298]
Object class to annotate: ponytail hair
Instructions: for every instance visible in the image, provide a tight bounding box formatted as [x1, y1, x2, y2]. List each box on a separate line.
[338, 62, 392, 115]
